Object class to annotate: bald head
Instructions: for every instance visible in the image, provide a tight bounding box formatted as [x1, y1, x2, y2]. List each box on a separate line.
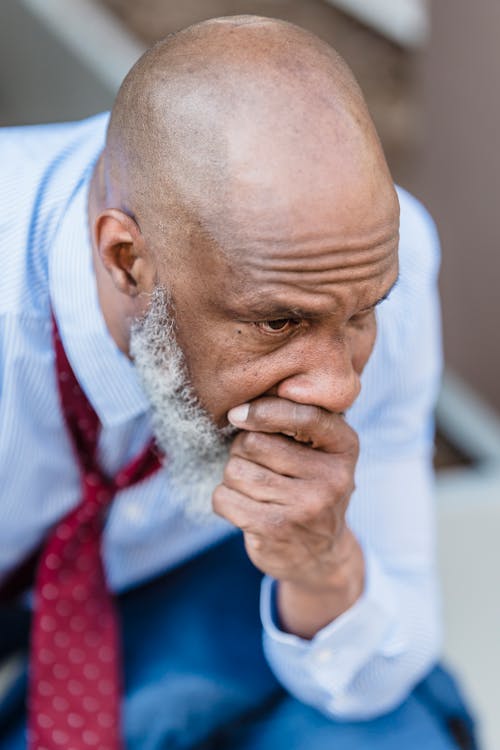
[94, 15, 400, 438]
[103, 15, 391, 261]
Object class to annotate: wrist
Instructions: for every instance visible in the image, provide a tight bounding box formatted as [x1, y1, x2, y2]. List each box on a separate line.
[276, 529, 365, 639]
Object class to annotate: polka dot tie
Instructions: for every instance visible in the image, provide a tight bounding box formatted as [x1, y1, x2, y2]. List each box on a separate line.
[27, 316, 161, 750]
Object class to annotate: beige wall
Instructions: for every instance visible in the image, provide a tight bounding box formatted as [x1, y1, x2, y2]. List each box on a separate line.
[406, 0, 500, 413]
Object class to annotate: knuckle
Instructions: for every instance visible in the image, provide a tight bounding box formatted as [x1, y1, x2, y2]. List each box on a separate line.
[293, 402, 315, 427]
[253, 466, 273, 488]
[241, 430, 263, 454]
[314, 484, 333, 512]
[293, 404, 336, 446]
[245, 533, 265, 553]
[331, 463, 355, 497]
[223, 458, 243, 484]
[267, 507, 288, 531]
[312, 405, 328, 430]
[302, 486, 331, 521]
[348, 430, 360, 459]
[292, 403, 319, 441]
[225, 455, 274, 491]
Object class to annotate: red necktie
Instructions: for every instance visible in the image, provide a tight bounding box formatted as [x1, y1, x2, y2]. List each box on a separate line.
[27, 316, 161, 750]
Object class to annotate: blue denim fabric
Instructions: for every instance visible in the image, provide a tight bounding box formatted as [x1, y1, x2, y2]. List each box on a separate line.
[0, 535, 477, 750]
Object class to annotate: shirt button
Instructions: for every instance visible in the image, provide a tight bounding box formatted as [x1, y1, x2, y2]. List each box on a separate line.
[314, 648, 333, 664]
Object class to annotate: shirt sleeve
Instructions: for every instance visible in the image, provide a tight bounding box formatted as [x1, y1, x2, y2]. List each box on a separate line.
[259, 188, 443, 719]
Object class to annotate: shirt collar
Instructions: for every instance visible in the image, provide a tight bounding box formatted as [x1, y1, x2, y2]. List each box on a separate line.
[49, 167, 150, 428]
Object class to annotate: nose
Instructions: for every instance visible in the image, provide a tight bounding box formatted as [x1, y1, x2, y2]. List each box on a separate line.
[275, 340, 361, 414]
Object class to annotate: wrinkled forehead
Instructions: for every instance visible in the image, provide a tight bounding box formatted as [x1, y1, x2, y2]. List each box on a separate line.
[169, 154, 400, 322]
[204, 129, 399, 265]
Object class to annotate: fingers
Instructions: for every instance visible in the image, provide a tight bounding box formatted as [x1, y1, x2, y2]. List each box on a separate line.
[213, 484, 289, 534]
[229, 431, 328, 479]
[223, 455, 292, 503]
[212, 482, 347, 548]
[228, 397, 358, 456]
[224, 400, 358, 505]
[219, 451, 353, 523]
[219, 401, 360, 601]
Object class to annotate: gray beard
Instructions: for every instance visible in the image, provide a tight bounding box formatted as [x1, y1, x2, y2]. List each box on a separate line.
[129, 286, 234, 521]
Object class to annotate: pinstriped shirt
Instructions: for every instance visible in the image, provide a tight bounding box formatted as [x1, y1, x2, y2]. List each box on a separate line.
[0, 113, 442, 719]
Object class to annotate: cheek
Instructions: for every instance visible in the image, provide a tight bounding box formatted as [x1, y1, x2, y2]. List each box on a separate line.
[177, 330, 279, 425]
[207, 358, 281, 423]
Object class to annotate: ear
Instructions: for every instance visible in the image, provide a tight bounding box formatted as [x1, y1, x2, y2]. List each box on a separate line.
[93, 209, 155, 297]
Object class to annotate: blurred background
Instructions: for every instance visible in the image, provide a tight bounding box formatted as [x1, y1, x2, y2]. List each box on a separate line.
[1, 0, 499, 746]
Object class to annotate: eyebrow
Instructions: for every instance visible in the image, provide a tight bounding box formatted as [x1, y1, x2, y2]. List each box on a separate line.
[229, 275, 400, 320]
[359, 274, 400, 313]
[232, 303, 318, 320]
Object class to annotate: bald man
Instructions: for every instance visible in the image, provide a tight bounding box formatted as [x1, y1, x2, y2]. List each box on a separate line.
[0, 16, 475, 750]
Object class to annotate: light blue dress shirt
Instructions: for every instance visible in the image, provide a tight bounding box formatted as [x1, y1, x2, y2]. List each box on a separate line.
[0, 113, 442, 720]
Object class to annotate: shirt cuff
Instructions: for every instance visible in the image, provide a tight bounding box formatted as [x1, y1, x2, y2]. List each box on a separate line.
[260, 546, 407, 698]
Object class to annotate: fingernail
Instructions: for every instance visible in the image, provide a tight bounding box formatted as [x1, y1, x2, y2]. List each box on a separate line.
[227, 404, 250, 425]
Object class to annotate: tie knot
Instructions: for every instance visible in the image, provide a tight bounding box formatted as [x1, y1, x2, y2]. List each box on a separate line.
[83, 472, 115, 508]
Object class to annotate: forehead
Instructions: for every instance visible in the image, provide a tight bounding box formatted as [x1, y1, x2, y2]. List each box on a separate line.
[164, 110, 400, 315]
[219, 233, 398, 320]
[199, 158, 400, 315]
[179, 204, 399, 327]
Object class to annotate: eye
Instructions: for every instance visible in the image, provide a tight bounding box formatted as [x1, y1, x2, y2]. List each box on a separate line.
[256, 318, 300, 334]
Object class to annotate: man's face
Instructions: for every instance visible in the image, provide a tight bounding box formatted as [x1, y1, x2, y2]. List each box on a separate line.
[147, 145, 400, 430]
[129, 132, 399, 519]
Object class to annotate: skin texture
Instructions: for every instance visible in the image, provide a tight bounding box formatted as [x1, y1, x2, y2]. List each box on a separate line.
[89, 16, 400, 639]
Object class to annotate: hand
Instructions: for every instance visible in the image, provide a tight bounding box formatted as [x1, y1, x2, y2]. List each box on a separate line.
[212, 396, 365, 638]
